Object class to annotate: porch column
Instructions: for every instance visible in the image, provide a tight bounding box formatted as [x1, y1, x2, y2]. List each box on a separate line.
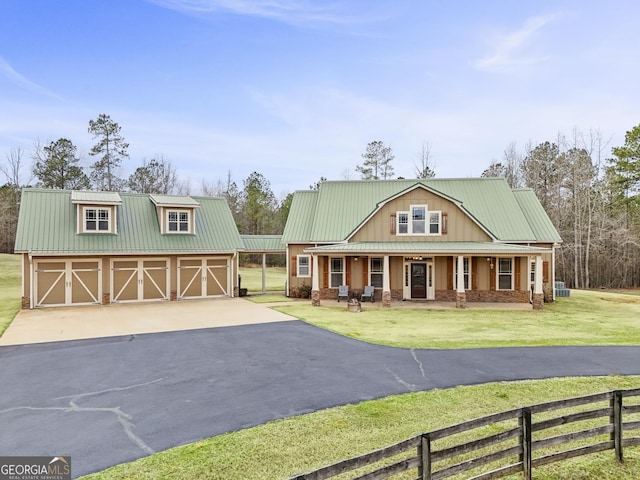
[456, 255, 466, 309]
[382, 255, 391, 307]
[261, 253, 267, 294]
[311, 254, 320, 306]
[533, 255, 544, 310]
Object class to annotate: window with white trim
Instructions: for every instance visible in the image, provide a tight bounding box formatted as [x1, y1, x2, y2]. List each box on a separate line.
[297, 255, 311, 277]
[330, 257, 344, 288]
[455, 257, 470, 290]
[84, 207, 110, 232]
[370, 257, 383, 288]
[498, 258, 513, 290]
[167, 209, 190, 233]
[396, 205, 442, 236]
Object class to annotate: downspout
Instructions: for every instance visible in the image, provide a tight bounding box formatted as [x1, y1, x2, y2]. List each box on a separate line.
[285, 246, 290, 297]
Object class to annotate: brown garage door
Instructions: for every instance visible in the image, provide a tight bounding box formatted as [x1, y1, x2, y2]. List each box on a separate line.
[111, 258, 169, 303]
[34, 259, 101, 307]
[178, 257, 230, 299]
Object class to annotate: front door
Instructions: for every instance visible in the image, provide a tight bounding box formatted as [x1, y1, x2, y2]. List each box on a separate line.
[411, 263, 426, 299]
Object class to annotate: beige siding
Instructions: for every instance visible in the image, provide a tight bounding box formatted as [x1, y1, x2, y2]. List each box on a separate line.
[352, 190, 492, 242]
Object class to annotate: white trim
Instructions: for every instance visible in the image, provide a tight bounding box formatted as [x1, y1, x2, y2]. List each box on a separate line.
[165, 208, 193, 234]
[329, 257, 345, 288]
[297, 254, 311, 278]
[81, 206, 113, 233]
[496, 257, 514, 290]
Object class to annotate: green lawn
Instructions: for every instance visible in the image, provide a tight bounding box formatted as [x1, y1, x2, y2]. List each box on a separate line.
[239, 265, 286, 292]
[81, 376, 640, 480]
[0, 254, 21, 336]
[275, 289, 640, 348]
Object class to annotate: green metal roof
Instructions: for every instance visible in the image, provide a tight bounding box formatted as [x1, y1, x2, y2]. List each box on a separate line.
[149, 194, 201, 207]
[15, 189, 243, 255]
[281, 190, 318, 243]
[240, 235, 285, 252]
[305, 241, 552, 255]
[70, 191, 122, 204]
[512, 189, 563, 243]
[282, 179, 560, 244]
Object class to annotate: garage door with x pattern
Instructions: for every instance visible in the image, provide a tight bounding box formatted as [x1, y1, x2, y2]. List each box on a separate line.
[178, 257, 230, 299]
[34, 259, 102, 307]
[110, 258, 169, 303]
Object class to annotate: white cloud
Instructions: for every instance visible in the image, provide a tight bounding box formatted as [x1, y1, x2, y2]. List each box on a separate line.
[146, 0, 367, 26]
[0, 56, 64, 101]
[472, 13, 561, 73]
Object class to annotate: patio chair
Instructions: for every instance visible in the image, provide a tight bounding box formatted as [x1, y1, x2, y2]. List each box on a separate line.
[337, 285, 349, 302]
[361, 285, 375, 302]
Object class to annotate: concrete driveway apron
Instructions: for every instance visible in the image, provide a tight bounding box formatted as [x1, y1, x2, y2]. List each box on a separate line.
[1, 318, 639, 477]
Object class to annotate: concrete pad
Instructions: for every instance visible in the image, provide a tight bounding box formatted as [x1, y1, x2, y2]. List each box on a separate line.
[0, 298, 298, 346]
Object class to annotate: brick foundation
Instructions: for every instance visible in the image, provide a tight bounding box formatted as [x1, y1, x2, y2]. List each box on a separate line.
[21, 296, 30, 309]
[311, 290, 321, 306]
[456, 292, 466, 309]
[532, 293, 544, 310]
[170, 289, 177, 301]
[102, 293, 110, 305]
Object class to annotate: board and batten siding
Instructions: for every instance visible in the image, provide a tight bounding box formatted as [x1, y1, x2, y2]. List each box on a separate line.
[351, 191, 492, 243]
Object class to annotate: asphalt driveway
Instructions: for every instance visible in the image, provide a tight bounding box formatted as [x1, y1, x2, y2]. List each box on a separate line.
[1, 320, 639, 478]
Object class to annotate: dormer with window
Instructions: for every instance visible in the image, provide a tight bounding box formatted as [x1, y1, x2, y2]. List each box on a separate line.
[150, 194, 200, 235]
[71, 191, 122, 234]
[396, 204, 443, 236]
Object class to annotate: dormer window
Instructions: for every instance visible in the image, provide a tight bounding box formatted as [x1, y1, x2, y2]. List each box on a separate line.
[85, 207, 110, 232]
[150, 194, 200, 235]
[71, 191, 122, 235]
[167, 210, 190, 233]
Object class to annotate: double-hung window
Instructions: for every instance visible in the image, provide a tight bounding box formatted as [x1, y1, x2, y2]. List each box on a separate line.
[397, 205, 442, 236]
[455, 257, 470, 290]
[84, 207, 110, 232]
[168, 210, 190, 233]
[297, 255, 311, 277]
[498, 258, 513, 290]
[370, 257, 383, 288]
[330, 258, 344, 288]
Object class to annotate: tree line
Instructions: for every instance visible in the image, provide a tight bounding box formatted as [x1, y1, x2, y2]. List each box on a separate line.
[2, 119, 639, 288]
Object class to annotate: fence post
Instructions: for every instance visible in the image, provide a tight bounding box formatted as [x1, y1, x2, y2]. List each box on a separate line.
[613, 390, 623, 463]
[520, 407, 532, 480]
[421, 433, 432, 480]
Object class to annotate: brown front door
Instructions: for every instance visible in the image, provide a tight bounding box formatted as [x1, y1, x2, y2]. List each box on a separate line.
[411, 263, 427, 299]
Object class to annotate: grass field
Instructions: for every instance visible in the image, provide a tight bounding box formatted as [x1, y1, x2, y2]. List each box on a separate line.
[239, 265, 286, 292]
[0, 254, 21, 336]
[275, 289, 640, 348]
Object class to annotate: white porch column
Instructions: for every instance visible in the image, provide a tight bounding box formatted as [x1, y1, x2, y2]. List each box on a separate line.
[533, 255, 544, 310]
[311, 254, 320, 306]
[261, 253, 267, 294]
[382, 255, 391, 307]
[456, 255, 466, 308]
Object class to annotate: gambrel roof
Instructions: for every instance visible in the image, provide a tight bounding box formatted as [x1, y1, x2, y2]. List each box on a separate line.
[15, 188, 244, 255]
[281, 178, 562, 244]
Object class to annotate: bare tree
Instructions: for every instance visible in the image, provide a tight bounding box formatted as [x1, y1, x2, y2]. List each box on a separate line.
[414, 141, 436, 178]
[1, 145, 32, 187]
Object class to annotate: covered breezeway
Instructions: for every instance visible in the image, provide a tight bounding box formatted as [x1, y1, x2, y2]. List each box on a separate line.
[239, 235, 285, 293]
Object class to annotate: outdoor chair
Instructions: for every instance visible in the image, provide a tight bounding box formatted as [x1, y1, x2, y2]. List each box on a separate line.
[361, 285, 375, 302]
[337, 285, 349, 302]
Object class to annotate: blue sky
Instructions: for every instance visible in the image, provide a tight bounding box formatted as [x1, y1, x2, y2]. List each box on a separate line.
[1, 0, 639, 197]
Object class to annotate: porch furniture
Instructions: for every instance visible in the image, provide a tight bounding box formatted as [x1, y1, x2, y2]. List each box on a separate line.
[361, 285, 375, 302]
[337, 285, 349, 302]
